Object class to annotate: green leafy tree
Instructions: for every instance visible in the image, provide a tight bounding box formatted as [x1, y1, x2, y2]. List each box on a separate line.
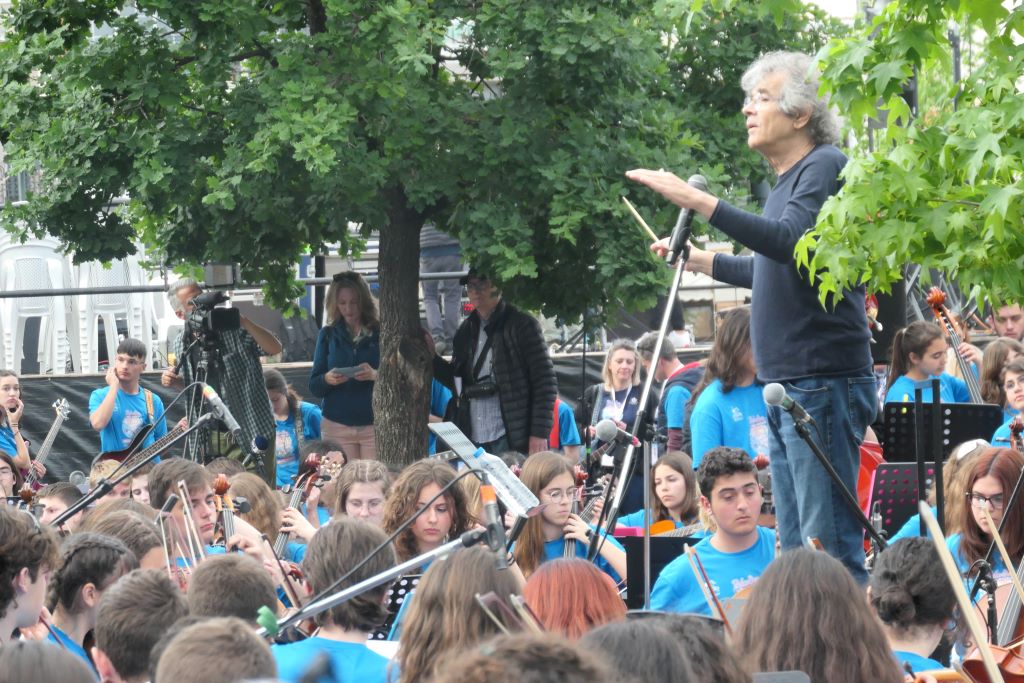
[796, 0, 1023, 308]
[0, 0, 843, 464]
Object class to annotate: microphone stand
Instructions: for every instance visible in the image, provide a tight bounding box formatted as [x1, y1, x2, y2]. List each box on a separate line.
[790, 415, 887, 551]
[51, 413, 216, 527]
[259, 528, 489, 638]
[587, 246, 690, 609]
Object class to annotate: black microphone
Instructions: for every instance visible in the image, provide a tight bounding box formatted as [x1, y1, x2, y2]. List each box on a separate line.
[201, 383, 243, 439]
[480, 476, 509, 569]
[763, 383, 814, 425]
[242, 435, 269, 468]
[595, 418, 640, 446]
[665, 174, 709, 266]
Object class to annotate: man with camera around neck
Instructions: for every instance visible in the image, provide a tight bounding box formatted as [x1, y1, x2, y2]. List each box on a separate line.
[434, 269, 556, 455]
[161, 277, 282, 481]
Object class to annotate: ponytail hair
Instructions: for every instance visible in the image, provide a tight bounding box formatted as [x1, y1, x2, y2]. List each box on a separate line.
[885, 321, 944, 395]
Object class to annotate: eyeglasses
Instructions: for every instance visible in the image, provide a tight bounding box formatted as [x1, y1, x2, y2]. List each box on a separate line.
[743, 92, 777, 108]
[967, 492, 1004, 510]
[347, 499, 384, 512]
[465, 280, 492, 292]
[543, 487, 577, 503]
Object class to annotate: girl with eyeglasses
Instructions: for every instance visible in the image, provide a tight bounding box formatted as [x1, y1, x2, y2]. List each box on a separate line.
[512, 451, 627, 582]
[946, 447, 1024, 595]
[992, 358, 1024, 448]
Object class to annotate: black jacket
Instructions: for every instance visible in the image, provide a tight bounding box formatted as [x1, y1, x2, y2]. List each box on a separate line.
[435, 300, 557, 452]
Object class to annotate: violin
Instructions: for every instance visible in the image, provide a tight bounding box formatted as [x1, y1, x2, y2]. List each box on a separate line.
[926, 288, 984, 403]
[213, 474, 238, 548]
[564, 466, 589, 558]
[273, 453, 328, 557]
[1010, 417, 1024, 454]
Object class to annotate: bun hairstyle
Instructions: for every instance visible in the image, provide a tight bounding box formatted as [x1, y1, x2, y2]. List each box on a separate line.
[869, 537, 955, 632]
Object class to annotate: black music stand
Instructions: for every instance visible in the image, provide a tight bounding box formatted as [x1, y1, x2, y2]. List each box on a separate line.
[881, 402, 1003, 462]
[868, 462, 937, 538]
[622, 535, 701, 609]
[370, 574, 421, 641]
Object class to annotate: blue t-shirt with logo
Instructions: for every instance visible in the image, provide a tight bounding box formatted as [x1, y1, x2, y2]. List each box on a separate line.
[0, 425, 17, 457]
[275, 402, 323, 487]
[88, 386, 168, 454]
[885, 373, 970, 405]
[688, 380, 769, 468]
[650, 526, 776, 615]
[273, 637, 389, 683]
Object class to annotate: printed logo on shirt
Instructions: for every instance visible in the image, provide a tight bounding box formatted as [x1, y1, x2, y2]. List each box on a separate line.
[731, 406, 744, 423]
[121, 410, 145, 447]
[749, 415, 770, 457]
[732, 574, 759, 594]
[276, 430, 297, 465]
[629, 397, 638, 405]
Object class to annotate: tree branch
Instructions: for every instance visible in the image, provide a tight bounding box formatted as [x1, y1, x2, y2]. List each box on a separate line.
[173, 48, 273, 70]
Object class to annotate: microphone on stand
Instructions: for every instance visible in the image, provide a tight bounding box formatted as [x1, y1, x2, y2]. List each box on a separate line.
[479, 475, 509, 569]
[242, 435, 269, 469]
[595, 419, 641, 447]
[763, 383, 814, 426]
[201, 383, 243, 441]
[665, 174, 709, 266]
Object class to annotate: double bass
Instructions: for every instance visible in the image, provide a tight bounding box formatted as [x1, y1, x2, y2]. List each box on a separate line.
[926, 288, 984, 403]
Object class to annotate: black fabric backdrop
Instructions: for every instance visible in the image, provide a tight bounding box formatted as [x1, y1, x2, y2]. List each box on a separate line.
[20, 348, 707, 483]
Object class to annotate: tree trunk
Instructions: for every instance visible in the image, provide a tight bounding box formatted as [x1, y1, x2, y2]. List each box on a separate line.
[373, 189, 432, 468]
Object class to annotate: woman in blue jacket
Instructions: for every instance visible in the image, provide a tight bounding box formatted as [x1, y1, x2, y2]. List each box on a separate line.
[309, 272, 381, 460]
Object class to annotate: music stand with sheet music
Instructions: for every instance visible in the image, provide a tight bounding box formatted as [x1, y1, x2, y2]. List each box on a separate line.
[881, 402, 1003, 462]
[868, 463, 938, 538]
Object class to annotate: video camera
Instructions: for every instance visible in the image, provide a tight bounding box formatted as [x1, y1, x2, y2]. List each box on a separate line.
[187, 290, 241, 336]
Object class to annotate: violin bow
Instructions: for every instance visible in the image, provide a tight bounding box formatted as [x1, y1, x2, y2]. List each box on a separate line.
[177, 480, 206, 562]
[979, 506, 1024, 646]
[919, 502, 1005, 683]
[684, 545, 733, 636]
[260, 533, 305, 610]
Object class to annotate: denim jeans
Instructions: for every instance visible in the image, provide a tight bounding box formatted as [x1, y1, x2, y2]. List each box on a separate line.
[420, 252, 463, 347]
[767, 372, 877, 584]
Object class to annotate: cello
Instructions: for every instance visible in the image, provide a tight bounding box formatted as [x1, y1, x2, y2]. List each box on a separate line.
[926, 288, 984, 403]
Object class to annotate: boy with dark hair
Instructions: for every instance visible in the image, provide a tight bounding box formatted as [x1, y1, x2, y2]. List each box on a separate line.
[37, 482, 85, 530]
[650, 447, 775, 615]
[188, 554, 277, 624]
[272, 518, 395, 683]
[154, 616, 277, 683]
[89, 337, 168, 455]
[92, 569, 189, 683]
[0, 506, 61, 643]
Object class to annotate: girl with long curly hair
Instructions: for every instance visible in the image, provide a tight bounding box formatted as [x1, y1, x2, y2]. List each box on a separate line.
[381, 459, 471, 567]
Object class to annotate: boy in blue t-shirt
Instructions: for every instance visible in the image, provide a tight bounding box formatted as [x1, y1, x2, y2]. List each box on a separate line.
[651, 447, 776, 616]
[89, 338, 168, 455]
[273, 519, 394, 683]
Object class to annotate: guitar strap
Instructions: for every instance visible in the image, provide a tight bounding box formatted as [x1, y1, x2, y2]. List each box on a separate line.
[144, 389, 154, 426]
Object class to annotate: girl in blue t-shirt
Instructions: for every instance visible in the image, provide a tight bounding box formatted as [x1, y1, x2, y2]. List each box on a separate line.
[946, 447, 1024, 602]
[617, 451, 702, 534]
[512, 451, 627, 582]
[869, 537, 955, 675]
[48, 533, 138, 674]
[992, 359, 1024, 448]
[884, 321, 970, 405]
[981, 338, 1024, 421]
[264, 368, 322, 488]
[686, 307, 768, 468]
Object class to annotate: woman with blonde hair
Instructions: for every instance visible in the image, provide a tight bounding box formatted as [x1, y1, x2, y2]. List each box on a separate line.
[308, 271, 380, 460]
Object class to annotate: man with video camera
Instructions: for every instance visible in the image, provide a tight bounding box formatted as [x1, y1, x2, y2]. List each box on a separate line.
[161, 277, 282, 483]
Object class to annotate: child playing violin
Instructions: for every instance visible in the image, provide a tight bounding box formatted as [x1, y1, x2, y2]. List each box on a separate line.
[885, 321, 971, 404]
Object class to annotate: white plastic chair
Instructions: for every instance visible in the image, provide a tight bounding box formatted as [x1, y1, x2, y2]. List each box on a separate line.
[76, 255, 154, 371]
[0, 232, 73, 374]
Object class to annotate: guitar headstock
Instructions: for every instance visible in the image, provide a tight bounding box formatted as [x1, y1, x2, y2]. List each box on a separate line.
[52, 398, 70, 419]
